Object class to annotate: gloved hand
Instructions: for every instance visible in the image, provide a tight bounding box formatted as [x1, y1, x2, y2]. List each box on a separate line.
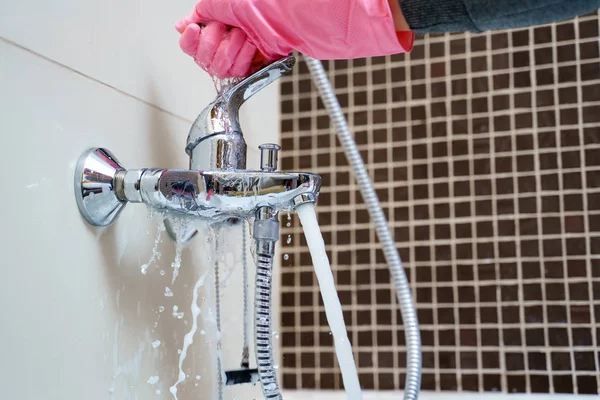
[175, 0, 414, 79]
[176, 20, 262, 79]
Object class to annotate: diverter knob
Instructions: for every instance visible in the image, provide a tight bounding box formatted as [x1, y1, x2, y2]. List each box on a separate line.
[259, 143, 281, 172]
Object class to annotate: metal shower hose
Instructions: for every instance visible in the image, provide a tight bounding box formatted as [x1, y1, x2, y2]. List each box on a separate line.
[304, 55, 422, 400]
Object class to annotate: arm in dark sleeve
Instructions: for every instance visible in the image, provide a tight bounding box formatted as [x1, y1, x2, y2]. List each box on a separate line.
[399, 0, 600, 34]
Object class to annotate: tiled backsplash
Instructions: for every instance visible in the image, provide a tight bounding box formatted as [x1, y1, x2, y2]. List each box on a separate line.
[279, 12, 600, 394]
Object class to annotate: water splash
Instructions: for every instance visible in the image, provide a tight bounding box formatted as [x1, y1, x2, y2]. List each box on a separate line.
[141, 219, 165, 275]
[212, 76, 243, 95]
[151, 340, 161, 349]
[169, 270, 209, 399]
[147, 376, 159, 385]
[171, 244, 183, 284]
[172, 305, 184, 319]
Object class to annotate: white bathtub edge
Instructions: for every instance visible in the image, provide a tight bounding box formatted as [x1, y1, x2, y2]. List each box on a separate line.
[282, 390, 589, 399]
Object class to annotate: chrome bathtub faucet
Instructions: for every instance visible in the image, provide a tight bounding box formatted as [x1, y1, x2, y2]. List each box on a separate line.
[73, 56, 321, 229]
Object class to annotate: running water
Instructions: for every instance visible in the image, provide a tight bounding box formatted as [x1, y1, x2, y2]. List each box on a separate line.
[141, 219, 165, 275]
[169, 269, 209, 399]
[212, 76, 242, 95]
[164, 215, 195, 283]
[171, 244, 183, 284]
[296, 204, 363, 400]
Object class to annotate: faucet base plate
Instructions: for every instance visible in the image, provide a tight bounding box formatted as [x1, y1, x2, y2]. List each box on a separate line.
[74, 148, 127, 227]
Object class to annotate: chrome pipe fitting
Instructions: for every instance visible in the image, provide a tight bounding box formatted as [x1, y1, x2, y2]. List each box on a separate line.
[254, 206, 280, 243]
[74, 148, 321, 226]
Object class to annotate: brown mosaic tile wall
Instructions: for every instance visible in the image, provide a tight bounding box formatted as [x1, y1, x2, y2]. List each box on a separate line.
[279, 12, 600, 394]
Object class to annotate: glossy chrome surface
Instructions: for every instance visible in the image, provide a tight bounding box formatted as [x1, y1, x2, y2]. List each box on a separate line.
[254, 206, 280, 244]
[291, 193, 317, 208]
[258, 143, 280, 172]
[73, 58, 320, 233]
[186, 56, 296, 171]
[74, 148, 127, 226]
[118, 167, 320, 220]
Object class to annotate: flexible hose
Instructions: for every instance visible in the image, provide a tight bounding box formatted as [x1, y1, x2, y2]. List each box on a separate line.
[241, 219, 250, 368]
[305, 56, 422, 400]
[254, 240, 282, 400]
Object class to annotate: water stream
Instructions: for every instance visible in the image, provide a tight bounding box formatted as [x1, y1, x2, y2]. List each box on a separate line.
[296, 204, 363, 399]
[169, 269, 210, 399]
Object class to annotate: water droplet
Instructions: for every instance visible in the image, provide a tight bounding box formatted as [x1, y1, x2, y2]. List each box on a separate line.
[141, 264, 148, 275]
[164, 287, 174, 297]
[283, 254, 289, 261]
[272, 331, 280, 339]
[286, 235, 292, 244]
[152, 340, 161, 348]
[160, 270, 166, 276]
[158, 306, 164, 313]
[171, 305, 184, 319]
[196, 375, 201, 380]
[156, 389, 161, 395]
[329, 331, 332, 335]
[200, 330, 206, 335]
[177, 349, 182, 354]
[147, 376, 159, 385]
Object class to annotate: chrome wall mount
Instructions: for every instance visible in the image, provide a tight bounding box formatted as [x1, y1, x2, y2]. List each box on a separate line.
[74, 56, 320, 230]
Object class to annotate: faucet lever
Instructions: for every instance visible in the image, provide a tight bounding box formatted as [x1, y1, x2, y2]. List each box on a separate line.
[186, 56, 296, 171]
[223, 56, 296, 113]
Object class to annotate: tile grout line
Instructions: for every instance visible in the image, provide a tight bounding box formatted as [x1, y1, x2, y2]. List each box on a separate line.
[0, 36, 192, 124]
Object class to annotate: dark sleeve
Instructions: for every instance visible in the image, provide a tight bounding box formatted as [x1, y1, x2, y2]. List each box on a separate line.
[399, 0, 600, 34]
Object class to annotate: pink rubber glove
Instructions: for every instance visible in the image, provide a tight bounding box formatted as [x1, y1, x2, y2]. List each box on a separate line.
[177, 21, 263, 79]
[176, 0, 414, 78]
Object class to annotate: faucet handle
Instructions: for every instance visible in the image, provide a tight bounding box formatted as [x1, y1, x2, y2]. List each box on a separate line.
[186, 56, 296, 171]
[259, 143, 281, 171]
[224, 56, 296, 107]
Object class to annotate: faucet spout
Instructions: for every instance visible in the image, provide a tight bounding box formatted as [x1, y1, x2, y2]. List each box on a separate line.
[186, 56, 296, 171]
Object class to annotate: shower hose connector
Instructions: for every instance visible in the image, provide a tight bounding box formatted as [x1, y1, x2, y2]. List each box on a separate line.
[253, 206, 282, 399]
